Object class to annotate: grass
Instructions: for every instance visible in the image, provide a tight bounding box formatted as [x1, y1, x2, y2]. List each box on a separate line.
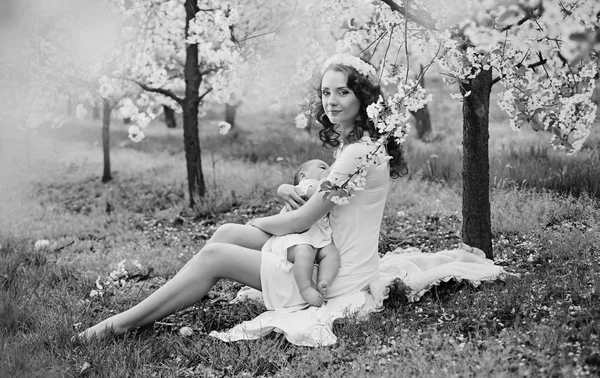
[1, 93, 599, 377]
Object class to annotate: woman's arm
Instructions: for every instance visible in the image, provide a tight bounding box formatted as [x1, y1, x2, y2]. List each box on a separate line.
[257, 144, 373, 235]
[252, 190, 335, 236]
[277, 184, 306, 211]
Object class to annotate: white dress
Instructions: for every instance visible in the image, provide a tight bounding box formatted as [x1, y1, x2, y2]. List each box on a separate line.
[259, 137, 389, 310]
[261, 178, 333, 272]
[209, 136, 512, 347]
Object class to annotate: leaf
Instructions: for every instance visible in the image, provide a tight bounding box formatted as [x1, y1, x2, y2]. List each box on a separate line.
[517, 102, 527, 112]
[550, 126, 562, 138]
[320, 181, 333, 192]
[562, 140, 574, 151]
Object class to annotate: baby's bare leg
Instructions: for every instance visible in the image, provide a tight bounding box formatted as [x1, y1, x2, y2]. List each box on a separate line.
[316, 244, 341, 298]
[287, 244, 323, 307]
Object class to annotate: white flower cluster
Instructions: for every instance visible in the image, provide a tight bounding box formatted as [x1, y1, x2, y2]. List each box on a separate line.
[295, 113, 308, 129]
[367, 80, 432, 145]
[217, 121, 231, 135]
[89, 259, 144, 298]
[321, 53, 378, 84]
[495, 56, 597, 152]
[34, 239, 51, 251]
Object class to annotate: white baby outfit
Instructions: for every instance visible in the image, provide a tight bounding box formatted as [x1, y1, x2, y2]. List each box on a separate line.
[261, 178, 332, 273]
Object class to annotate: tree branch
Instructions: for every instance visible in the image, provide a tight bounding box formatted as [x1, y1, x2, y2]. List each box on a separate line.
[236, 0, 299, 43]
[129, 79, 184, 105]
[491, 54, 547, 85]
[379, 0, 437, 30]
[199, 87, 213, 102]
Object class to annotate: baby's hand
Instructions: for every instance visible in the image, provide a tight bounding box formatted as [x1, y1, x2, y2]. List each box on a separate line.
[278, 184, 306, 211]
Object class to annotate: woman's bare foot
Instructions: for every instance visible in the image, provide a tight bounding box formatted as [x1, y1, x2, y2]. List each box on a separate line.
[317, 280, 329, 298]
[300, 287, 324, 307]
[77, 318, 126, 341]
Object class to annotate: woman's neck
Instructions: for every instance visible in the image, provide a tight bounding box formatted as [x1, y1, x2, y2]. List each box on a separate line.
[340, 123, 354, 136]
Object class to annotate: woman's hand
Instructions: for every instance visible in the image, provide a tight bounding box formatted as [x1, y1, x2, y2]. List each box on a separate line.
[277, 184, 306, 211]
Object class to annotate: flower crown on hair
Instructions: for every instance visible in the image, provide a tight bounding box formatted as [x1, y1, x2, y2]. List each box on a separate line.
[321, 53, 378, 84]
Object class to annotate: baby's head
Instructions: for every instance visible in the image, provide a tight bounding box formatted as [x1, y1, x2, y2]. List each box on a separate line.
[293, 159, 329, 185]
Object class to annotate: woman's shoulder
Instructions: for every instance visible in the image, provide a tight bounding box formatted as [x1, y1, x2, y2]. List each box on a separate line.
[341, 138, 380, 156]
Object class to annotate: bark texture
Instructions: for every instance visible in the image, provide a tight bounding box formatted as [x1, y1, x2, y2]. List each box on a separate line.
[225, 103, 237, 129]
[164, 105, 177, 128]
[183, 0, 206, 207]
[411, 65, 432, 140]
[461, 69, 493, 258]
[101, 98, 112, 183]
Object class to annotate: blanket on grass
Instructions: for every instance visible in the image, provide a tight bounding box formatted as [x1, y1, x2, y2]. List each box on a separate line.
[209, 245, 513, 347]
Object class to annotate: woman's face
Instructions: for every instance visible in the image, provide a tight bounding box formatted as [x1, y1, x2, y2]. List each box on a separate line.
[321, 70, 361, 133]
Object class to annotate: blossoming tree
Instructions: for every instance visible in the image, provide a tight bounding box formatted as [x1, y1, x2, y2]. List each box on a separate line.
[297, 0, 598, 258]
[117, 0, 243, 207]
[0, 0, 148, 182]
[124, 0, 295, 207]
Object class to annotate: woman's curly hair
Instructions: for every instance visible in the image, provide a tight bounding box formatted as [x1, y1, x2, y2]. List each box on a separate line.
[314, 63, 408, 179]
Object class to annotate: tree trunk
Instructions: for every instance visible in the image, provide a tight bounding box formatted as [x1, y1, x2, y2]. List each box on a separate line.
[101, 98, 112, 183]
[461, 68, 493, 258]
[225, 103, 237, 129]
[410, 65, 432, 140]
[92, 104, 100, 120]
[306, 113, 313, 134]
[164, 105, 177, 128]
[183, 0, 206, 207]
[67, 96, 73, 117]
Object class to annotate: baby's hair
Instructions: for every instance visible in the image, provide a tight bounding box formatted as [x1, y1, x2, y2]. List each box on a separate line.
[293, 162, 309, 186]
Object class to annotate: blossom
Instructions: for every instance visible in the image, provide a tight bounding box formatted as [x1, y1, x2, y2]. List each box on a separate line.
[366, 100, 383, 119]
[295, 113, 308, 128]
[119, 99, 137, 119]
[331, 196, 350, 205]
[76, 104, 87, 120]
[34, 239, 50, 251]
[128, 125, 145, 143]
[218, 121, 231, 135]
[133, 113, 152, 129]
[179, 327, 194, 336]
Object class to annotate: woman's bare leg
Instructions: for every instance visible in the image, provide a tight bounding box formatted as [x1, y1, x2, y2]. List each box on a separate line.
[79, 225, 271, 339]
[173, 224, 271, 276]
[207, 223, 271, 248]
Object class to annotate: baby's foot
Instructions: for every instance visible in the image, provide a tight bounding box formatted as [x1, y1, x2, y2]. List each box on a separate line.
[300, 287, 324, 307]
[317, 280, 329, 298]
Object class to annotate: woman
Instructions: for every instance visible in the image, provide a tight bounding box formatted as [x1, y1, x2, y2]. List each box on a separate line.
[80, 54, 404, 339]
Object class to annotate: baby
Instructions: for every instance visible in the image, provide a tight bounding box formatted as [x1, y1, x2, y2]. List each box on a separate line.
[261, 159, 340, 306]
